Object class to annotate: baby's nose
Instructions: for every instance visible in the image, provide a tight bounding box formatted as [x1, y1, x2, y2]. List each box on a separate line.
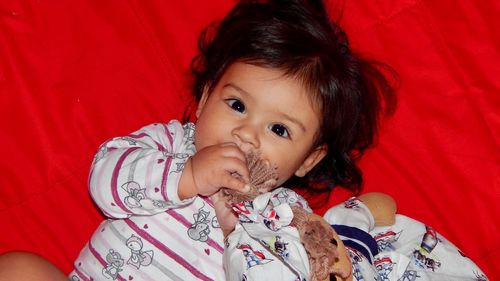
[232, 125, 260, 150]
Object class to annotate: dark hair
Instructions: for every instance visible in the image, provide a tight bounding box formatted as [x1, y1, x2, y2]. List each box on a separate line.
[188, 0, 397, 201]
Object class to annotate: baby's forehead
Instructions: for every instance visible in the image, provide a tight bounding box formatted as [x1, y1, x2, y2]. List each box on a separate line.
[231, 62, 321, 102]
[226, 61, 322, 96]
[263, 64, 325, 109]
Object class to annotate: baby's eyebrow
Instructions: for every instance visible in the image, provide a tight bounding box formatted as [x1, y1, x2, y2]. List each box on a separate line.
[279, 112, 306, 133]
[223, 83, 252, 99]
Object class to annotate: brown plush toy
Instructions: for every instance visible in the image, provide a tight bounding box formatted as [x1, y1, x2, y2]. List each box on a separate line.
[223, 152, 397, 281]
[299, 192, 397, 281]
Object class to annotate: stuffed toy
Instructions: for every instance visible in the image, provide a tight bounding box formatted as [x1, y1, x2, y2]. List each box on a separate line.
[222, 151, 490, 281]
[222, 152, 396, 281]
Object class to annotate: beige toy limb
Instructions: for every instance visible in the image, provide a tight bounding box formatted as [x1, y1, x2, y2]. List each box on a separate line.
[358, 192, 397, 226]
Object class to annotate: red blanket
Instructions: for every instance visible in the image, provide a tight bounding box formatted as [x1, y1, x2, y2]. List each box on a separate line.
[1, 0, 497, 278]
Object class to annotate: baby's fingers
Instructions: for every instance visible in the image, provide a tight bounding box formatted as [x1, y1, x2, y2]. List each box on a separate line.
[223, 157, 250, 183]
[221, 175, 250, 193]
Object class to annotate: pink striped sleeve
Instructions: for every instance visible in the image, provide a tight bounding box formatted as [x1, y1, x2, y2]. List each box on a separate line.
[88, 120, 195, 218]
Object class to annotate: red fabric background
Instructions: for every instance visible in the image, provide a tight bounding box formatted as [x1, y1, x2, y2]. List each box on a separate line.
[0, 0, 498, 278]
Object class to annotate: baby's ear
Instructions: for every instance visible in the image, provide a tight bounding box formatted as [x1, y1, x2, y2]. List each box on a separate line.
[294, 144, 327, 177]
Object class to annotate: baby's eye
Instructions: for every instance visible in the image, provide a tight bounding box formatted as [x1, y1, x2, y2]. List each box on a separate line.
[269, 124, 290, 138]
[226, 99, 245, 113]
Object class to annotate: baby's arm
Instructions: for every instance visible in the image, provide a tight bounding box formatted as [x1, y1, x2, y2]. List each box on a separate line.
[89, 121, 196, 218]
[90, 120, 250, 219]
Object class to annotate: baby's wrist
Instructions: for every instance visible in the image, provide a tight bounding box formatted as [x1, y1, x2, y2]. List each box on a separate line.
[178, 158, 197, 200]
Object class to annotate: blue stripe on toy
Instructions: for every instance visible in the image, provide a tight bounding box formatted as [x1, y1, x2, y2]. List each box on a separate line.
[332, 224, 379, 263]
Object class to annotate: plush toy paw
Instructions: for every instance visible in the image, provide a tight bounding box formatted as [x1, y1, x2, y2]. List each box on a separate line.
[291, 206, 351, 281]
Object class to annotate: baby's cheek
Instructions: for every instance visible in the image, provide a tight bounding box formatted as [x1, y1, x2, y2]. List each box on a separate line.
[278, 163, 301, 182]
[260, 149, 300, 184]
[275, 168, 296, 187]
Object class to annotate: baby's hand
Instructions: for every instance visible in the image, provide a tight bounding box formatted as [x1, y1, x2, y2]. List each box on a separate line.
[211, 190, 238, 237]
[178, 143, 250, 199]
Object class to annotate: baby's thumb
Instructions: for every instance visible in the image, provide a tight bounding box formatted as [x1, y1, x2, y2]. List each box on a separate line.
[224, 175, 251, 193]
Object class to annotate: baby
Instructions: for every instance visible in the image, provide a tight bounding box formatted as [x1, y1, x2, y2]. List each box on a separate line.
[0, 0, 399, 280]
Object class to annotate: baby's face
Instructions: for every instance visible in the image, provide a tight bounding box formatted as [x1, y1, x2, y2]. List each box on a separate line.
[194, 62, 326, 186]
